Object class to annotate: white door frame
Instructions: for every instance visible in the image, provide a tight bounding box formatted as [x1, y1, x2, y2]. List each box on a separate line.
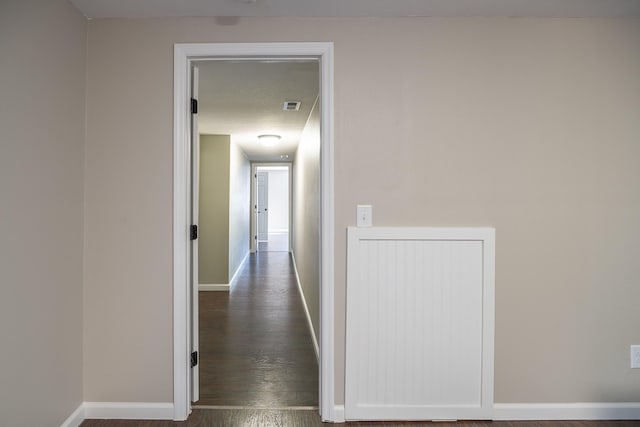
[173, 43, 335, 421]
[188, 64, 200, 404]
[251, 162, 292, 253]
[256, 169, 270, 242]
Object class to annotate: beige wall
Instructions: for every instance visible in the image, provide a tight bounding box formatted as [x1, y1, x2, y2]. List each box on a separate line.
[199, 135, 231, 284]
[228, 141, 251, 279]
[293, 98, 321, 345]
[198, 136, 249, 285]
[0, 0, 86, 424]
[84, 17, 640, 405]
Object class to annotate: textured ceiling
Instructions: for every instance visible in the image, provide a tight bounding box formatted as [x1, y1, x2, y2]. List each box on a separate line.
[70, 0, 640, 18]
[196, 60, 319, 161]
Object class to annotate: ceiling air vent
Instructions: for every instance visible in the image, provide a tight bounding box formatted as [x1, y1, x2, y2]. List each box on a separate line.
[283, 101, 301, 111]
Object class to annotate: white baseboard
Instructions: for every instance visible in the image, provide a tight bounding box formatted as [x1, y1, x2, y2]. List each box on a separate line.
[199, 283, 229, 291]
[329, 404, 345, 423]
[493, 403, 640, 420]
[83, 402, 174, 420]
[60, 402, 175, 425]
[66, 401, 640, 424]
[334, 403, 640, 422]
[60, 404, 84, 427]
[291, 251, 319, 362]
[229, 251, 250, 289]
[199, 252, 250, 292]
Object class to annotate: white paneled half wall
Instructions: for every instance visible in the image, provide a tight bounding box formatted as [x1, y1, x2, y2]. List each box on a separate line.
[345, 227, 495, 421]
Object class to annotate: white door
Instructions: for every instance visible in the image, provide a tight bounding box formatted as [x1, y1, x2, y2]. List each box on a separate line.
[189, 65, 200, 403]
[257, 171, 268, 242]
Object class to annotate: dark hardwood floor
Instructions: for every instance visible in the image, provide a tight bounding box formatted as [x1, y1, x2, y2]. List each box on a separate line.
[81, 408, 640, 427]
[197, 251, 318, 406]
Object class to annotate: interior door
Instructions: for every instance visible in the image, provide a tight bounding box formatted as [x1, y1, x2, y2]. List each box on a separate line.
[257, 171, 268, 242]
[189, 64, 200, 403]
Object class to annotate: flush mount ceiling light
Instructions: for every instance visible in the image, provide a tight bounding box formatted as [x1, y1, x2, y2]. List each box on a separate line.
[258, 134, 281, 147]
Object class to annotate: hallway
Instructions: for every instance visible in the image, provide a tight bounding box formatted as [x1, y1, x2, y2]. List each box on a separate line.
[197, 252, 318, 407]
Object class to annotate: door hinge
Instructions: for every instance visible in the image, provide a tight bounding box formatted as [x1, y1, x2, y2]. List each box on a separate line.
[191, 351, 198, 368]
[190, 98, 198, 114]
[190, 224, 198, 240]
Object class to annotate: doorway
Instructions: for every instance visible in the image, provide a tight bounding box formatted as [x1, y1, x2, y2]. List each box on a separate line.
[253, 164, 291, 253]
[196, 60, 315, 408]
[173, 43, 336, 421]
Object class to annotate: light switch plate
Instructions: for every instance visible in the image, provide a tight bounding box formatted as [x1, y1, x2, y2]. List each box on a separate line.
[631, 345, 640, 369]
[356, 205, 373, 227]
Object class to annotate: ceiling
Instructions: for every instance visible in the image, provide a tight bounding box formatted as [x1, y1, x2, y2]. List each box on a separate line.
[196, 60, 319, 161]
[70, 0, 640, 19]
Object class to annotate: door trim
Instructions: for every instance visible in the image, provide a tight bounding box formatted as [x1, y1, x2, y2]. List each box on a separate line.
[172, 42, 335, 421]
[250, 162, 292, 253]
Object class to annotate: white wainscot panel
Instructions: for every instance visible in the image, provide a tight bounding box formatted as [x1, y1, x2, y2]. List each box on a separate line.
[345, 227, 495, 421]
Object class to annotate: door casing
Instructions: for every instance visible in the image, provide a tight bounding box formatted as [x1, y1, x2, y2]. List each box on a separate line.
[251, 163, 292, 253]
[173, 42, 336, 421]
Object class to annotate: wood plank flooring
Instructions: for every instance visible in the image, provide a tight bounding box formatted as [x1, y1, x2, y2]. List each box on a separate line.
[197, 251, 318, 406]
[82, 408, 640, 427]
